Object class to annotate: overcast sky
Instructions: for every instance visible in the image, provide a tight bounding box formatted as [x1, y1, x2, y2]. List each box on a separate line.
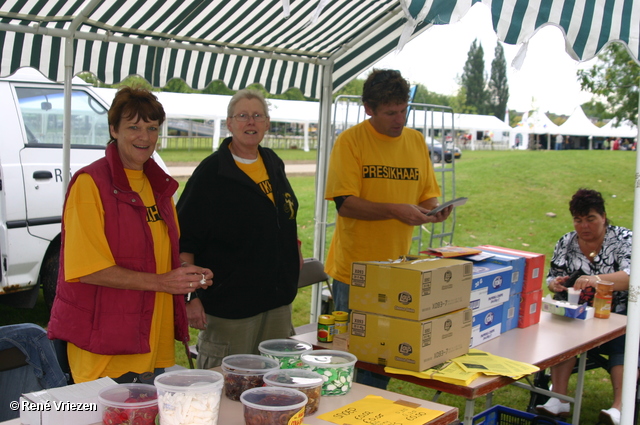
[362, 3, 597, 117]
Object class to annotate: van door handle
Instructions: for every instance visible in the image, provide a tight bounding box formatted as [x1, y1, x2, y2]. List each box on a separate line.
[33, 171, 53, 179]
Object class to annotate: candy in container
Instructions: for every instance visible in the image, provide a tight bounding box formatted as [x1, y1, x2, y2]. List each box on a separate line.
[258, 338, 313, 369]
[301, 350, 357, 396]
[98, 383, 158, 425]
[263, 369, 323, 415]
[154, 369, 224, 425]
[221, 354, 280, 401]
[240, 387, 307, 425]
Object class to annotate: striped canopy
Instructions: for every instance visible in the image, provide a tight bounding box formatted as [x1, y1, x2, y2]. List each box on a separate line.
[1, 0, 638, 97]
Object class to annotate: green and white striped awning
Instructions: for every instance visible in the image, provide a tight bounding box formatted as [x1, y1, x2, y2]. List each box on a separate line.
[1, 0, 637, 97]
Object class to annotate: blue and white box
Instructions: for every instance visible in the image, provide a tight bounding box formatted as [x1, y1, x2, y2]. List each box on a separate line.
[501, 292, 521, 333]
[470, 261, 513, 312]
[480, 251, 525, 295]
[470, 304, 503, 348]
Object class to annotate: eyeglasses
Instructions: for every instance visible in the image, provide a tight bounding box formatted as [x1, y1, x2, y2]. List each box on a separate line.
[231, 113, 267, 122]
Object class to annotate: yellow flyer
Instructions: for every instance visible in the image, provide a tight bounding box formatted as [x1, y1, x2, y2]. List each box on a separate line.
[317, 395, 444, 425]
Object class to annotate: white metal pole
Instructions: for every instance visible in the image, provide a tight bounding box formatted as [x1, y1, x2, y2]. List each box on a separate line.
[619, 97, 640, 425]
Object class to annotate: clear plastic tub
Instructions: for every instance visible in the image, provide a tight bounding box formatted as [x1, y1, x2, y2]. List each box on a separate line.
[263, 368, 323, 415]
[221, 354, 280, 401]
[301, 350, 357, 396]
[240, 386, 307, 425]
[154, 369, 224, 425]
[258, 338, 313, 369]
[98, 383, 158, 425]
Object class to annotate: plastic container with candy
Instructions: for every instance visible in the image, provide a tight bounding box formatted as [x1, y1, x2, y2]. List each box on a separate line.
[154, 369, 224, 425]
[221, 354, 280, 401]
[240, 386, 307, 425]
[98, 383, 158, 425]
[258, 338, 313, 369]
[263, 368, 323, 415]
[301, 350, 357, 396]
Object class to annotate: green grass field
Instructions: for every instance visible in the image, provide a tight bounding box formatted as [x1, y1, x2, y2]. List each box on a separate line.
[1, 148, 635, 423]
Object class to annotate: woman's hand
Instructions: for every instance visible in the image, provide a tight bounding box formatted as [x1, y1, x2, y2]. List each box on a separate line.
[549, 276, 569, 293]
[573, 275, 600, 290]
[186, 298, 207, 330]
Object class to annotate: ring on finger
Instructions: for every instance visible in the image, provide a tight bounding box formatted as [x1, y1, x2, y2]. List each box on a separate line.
[189, 282, 193, 288]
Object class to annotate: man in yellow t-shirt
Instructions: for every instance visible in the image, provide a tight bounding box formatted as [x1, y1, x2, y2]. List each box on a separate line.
[324, 69, 452, 388]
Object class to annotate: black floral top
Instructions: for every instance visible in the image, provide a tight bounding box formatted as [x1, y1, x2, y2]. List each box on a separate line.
[547, 225, 632, 314]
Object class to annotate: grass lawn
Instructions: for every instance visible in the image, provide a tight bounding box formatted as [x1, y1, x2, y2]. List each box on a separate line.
[1, 148, 635, 423]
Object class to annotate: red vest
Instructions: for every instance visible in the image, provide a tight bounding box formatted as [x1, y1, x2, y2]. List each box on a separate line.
[48, 143, 188, 355]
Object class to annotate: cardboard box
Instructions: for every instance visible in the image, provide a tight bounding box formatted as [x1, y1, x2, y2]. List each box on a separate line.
[20, 377, 116, 425]
[349, 308, 472, 372]
[470, 261, 512, 312]
[471, 304, 503, 348]
[477, 245, 545, 293]
[542, 295, 594, 320]
[501, 292, 521, 333]
[350, 258, 473, 321]
[519, 289, 543, 328]
[474, 248, 525, 294]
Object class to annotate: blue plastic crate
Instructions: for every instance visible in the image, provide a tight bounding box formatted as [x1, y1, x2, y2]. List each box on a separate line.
[473, 405, 571, 425]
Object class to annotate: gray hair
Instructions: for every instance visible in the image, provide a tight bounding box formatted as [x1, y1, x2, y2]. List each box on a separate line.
[227, 89, 270, 118]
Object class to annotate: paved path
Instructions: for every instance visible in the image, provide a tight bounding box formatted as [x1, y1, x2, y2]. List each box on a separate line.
[169, 162, 317, 178]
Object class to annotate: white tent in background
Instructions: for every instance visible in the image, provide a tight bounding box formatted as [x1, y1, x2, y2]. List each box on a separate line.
[510, 109, 561, 149]
[600, 119, 639, 139]
[558, 106, 608, 137]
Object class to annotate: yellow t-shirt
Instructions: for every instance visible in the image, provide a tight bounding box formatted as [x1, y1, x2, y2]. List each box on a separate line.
[324, 120, 441, 283]
[234, 153, 275, 203]
[64, 170, 176, 382]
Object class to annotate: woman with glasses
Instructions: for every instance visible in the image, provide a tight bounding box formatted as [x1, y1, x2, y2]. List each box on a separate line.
[177, 89, 302, 368]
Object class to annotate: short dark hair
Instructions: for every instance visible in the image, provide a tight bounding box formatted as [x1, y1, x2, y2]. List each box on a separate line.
[570, 188, 607, 222]
[362, 69, 410, 111]
[108, 87, 165, 144]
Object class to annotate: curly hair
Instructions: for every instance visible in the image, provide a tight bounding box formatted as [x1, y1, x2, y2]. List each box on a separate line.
[569, 188, 608, 224]
[361, 69, 410, 111]
[108, 87, 165, 144]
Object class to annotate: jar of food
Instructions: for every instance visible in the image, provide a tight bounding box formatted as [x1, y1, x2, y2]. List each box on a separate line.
[332, 311, 349, 335]
[317, 314, 335, 342]
[594, 280, 614, 319]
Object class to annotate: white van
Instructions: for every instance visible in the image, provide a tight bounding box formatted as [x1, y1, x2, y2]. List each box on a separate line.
[0, 68, 165, 310]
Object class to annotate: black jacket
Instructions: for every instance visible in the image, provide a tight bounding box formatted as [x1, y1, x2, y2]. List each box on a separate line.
[177, 138, 300, 319]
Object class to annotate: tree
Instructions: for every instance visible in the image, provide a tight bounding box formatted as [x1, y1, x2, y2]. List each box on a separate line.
[578, 42, 640, 125]
[163, 78, 197, 93]
[581, 99, 614, 122]
[460, 39, 488, 114]
[333, 78, 365, 100]
[202, 80, 236, 95]
[412, 83, 452, 106]
[488, 43, 509, 120]
[449, 87, 476, 114]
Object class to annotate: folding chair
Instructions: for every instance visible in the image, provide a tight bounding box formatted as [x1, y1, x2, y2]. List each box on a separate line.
[295, 258, 334, 334]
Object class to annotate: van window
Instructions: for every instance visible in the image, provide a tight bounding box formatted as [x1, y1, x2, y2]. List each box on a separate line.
[16, 88, 109, 147]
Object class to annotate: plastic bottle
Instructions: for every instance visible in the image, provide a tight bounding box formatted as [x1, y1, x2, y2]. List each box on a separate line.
[594, 280, 614, 319]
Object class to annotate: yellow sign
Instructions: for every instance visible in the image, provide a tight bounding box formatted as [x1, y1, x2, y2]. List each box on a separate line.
[317, 395, 444, 425]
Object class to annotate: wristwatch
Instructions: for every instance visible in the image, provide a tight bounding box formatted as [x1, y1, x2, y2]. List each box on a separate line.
[185, 291, 198, 303]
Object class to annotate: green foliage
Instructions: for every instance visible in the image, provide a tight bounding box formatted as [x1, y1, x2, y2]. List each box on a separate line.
[488, 43, 509, 120]
[581, 99, 614, 122]
[333, 78, 365, 100]
[202, 80, 235, 95]
[450, 87, 476, 114]
[460, 39, 489, 115]
[578, 42, 640, 124]
[412, 83, 452, 106]
[163, 78, 198, 93]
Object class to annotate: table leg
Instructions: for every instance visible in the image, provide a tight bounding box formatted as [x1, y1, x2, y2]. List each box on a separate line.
[572, 353, 587, 425]
[463, 398, 476, 425]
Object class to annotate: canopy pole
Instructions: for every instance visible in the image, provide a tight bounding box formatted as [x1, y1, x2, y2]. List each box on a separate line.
[620, 97, 640, 425]
[62, 37, 73, 198]
[309, 62, 334, 323]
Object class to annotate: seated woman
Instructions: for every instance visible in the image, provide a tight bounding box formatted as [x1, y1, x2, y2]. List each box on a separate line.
[536, 188, 632, 425]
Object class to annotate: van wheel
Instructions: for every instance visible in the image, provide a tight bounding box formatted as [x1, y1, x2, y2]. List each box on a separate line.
[41, 244, 60, 312]
[432, 152, 442, 163]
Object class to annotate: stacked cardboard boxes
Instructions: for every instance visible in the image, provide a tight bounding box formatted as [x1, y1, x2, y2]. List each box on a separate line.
[469, 260, 513, 347]
[348, 258, 473, 372]
[477, 245, 546, 329]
